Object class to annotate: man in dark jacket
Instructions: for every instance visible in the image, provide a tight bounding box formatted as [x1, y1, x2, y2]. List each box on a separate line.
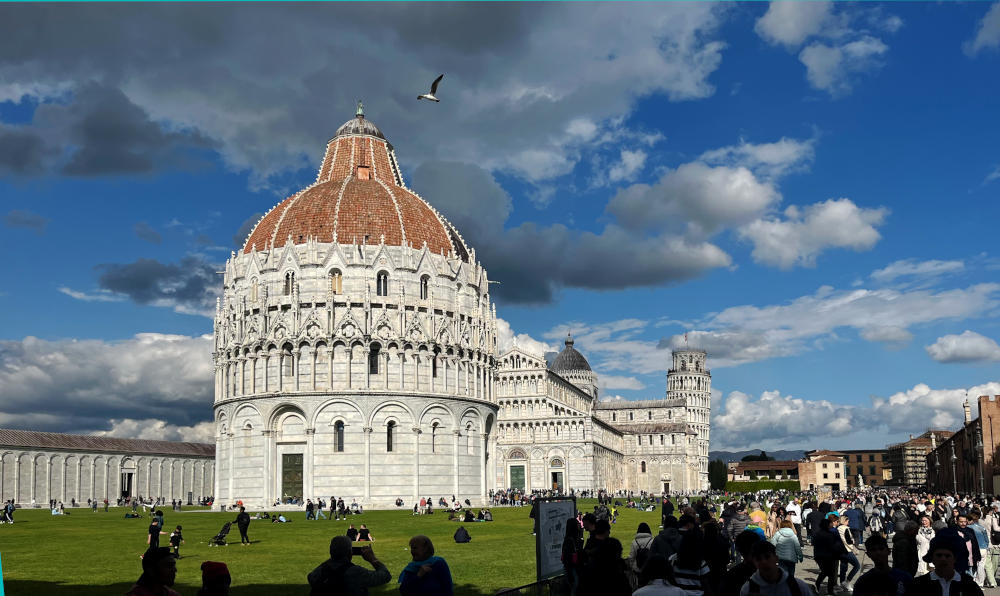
[955, 514, 983, 573]
[904, 535, 983, 596]
[719, 530, 761, 596]
[577, 520, 629, 596]
[308, 536, 391, 596]
[650, 515, 683, 561]
[892, 520, 919, 577]
[235, 506, 251, 545]
[845, 503, 865, 546]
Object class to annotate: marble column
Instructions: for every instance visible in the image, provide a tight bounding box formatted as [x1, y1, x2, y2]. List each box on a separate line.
[305, 428, 315, 500]
[453, 430, 460, 497]
[412, 427, 421, 502]
[363, 426, 373, 501]
[262, 429, 272, 507]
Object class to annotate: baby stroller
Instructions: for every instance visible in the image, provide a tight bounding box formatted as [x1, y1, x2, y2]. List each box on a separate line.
[209, 521, 232, 546]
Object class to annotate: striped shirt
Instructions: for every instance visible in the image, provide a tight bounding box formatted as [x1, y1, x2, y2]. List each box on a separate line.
[668, 553, 710, 595]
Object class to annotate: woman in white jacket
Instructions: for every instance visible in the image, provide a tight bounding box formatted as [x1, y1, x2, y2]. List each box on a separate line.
[915, 514, 935, 576]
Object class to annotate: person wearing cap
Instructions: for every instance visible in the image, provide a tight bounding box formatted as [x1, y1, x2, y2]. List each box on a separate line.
[197, 561, 231, 596]
[904, 534, 984, 595]
[308, 535, 390, 596]
[127, 547, 179, 596]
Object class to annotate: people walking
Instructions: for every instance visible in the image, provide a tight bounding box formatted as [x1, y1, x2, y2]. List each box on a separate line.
[770, 520, 803, 578]
[235, 506, 251, 545]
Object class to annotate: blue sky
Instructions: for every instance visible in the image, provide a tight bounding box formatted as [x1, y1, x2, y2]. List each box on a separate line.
[1, 2, 999, 449]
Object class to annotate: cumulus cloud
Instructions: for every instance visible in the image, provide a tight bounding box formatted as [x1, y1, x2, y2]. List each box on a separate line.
[598, 375, 647, 391]
[58, 286, 126, 303]
[755, 1, 833, 48]
[699, 136, 815, 179]
[926, 330, 1000, 363]
[964, 2, 1000, 56]
[93, 418, 215, 443]
[134, 221, 162, 244]
[798, 36, 888, 96]
[495, 317, 557, 358]
[3, 209, 50, 234]
[713, 380, 1000, 449]
[413, 160, 732, 303]
[607, 149, 647, 183]
[0, 334, 214, 437]
[95, 256, 220, 316]
[871, 258, 965, 284]
[739, 198, 888, 269]
[662, 282, 1000, 367]
[544, 319, 668, 377]
[0, 4, 727, 190]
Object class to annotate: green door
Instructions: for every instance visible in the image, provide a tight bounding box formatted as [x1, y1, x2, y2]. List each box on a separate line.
[281, 454, 303, 502]
[509, 465, 525, 491]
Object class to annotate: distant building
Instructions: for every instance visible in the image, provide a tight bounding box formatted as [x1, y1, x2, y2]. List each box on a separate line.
[927, 395, 1000, 494]
[0, 428, 214, 505]
[888, 430, 954, 487]
[798, 451, 846, 491]
[806, 449, 889, 487]
[727, 460, 801, 484]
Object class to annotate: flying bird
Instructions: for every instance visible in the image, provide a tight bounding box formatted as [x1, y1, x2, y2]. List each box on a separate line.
[417, 74, 444, 102]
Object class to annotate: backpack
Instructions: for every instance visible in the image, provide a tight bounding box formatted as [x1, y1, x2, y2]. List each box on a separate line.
[747, 574, 802, 596]
[635, 536, 653, 570]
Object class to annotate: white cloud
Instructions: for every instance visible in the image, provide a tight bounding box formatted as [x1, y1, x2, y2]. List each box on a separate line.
[964, 2, 1000, 56]
[712, 380, 1000, 449]
[58, 286, 126, 303]
[799, 36, 888, 96]
[755, 1, 833, 48]
[608, 161, 781, 235]
[985, 166, 1000, 185]
[544, 319, 668, 376]
[699, 137, 815, 179]
[665, 282, 1000, 366]
[0, 333, 214, 436]
[859, 326, 913, 346]
[93, 418, 216, 443]
[598, 375, 647, 391]
[739, 198, 888, 269]
[607, 149, 647, 183]
[496, 317, 557, 358]
[870, 259, 965, 284]
[870, 381, 1000, 434]
[926, 330, 1000, 363]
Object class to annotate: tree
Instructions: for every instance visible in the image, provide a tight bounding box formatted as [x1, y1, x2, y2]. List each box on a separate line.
[741, 450, 776, 462]
[709, 459, 727, 490]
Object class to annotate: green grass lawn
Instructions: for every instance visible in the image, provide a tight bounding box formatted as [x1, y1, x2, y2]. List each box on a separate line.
[0, 500, 665, 595]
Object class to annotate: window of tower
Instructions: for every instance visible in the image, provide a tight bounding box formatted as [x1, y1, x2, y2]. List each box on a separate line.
[369, 344, 381, 375]
[330, 270, 343, 294]
[376, 271, 389, 297]
[431, 422, 438, 453]
[641, 461, 646, 473]
[420, 275, 430, 300]
[647, 411, 652, 420]
[283, 271, 295, 296]
[629, 412, 634, 421]
[386, 420, 396, 452]
[250, 278, 258, 301]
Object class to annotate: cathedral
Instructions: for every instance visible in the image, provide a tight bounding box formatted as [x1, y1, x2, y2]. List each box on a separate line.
[211, 107, 710, 507]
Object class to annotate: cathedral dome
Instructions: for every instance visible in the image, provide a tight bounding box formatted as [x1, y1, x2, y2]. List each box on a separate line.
[551, 333, 592, 372]
[242, 108, 469, 261]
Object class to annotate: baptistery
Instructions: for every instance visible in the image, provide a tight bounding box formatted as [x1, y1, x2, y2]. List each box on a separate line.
[213, 106, 499, 507]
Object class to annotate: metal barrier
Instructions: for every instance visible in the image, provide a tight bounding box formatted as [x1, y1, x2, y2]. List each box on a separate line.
[494, 575, 570, 596]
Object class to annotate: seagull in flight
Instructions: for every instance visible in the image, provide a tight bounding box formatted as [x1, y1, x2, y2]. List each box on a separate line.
[417, 74, 444, 102]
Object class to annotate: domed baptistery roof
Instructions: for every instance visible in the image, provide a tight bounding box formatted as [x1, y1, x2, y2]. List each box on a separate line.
[551, 333, 592, 372]
[213, 103, 498, 509]
[242, 107, 469, 261]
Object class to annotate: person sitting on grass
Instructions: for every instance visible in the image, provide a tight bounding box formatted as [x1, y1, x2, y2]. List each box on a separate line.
[358, 523, 374, 542]
[399, 535, 453, 596]
[347, 524, 359, 541]
[128, 547, 180, 596]
[308, 536, 390, 596]
[197, 561, 231, 596]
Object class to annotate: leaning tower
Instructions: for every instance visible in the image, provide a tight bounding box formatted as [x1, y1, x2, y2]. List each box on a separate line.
[666, 349, 710, 491]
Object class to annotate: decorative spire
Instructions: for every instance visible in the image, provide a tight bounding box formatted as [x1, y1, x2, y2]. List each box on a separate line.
[566, 332, 574, 348]
[356, 99, 365, 119]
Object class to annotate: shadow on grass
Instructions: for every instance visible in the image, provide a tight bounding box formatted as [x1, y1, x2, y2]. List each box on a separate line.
[5, 580, 502, 595]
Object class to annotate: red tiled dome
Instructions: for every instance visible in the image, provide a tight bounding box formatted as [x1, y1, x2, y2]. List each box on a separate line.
[243, 115, 469, 261]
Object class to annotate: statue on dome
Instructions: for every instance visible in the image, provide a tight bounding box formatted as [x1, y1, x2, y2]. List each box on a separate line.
[356, 99, 364, 118]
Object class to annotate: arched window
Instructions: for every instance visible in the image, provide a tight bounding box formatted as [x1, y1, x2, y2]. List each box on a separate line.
[431, 422, 438, 453]
[467, 423, 474, 454]
[648, 411, 652, 420]
[330, 270, 343, 294]
[612, 413, 616, 422]
[282, 347, 293, 376]
[283, 271, 295, 296]
[376, 271, 389, 297]
[368, 344, 380, 375]
[641, 461, 647, 473]
[386, 421, 396, 452]
[250, 278, 258, 301]
[629, 411, 634, 421]
[335, 421, 345, 452]
[420, 275, 430, 300]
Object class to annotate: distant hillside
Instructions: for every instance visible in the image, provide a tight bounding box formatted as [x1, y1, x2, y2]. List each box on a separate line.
[709, 449, 806, 463]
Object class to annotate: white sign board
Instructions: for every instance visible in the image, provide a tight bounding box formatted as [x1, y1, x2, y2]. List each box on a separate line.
[535, 497, 576, 581]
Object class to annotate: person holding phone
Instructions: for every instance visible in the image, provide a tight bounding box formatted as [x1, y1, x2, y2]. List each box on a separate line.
[307, 535, 390, 596]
